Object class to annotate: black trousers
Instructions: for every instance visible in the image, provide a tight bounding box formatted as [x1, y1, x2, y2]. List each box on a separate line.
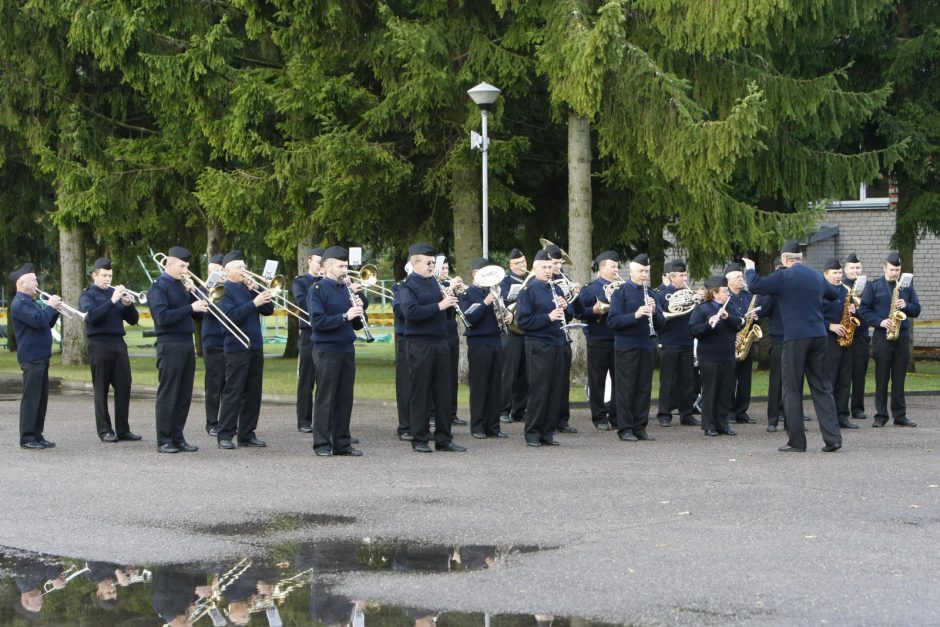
[827, 336, 853, 425]
[406, 340, 452, 447]
[850, 335, 870, 417]
[203, 347, 225, 430]
[657, 345, 694, 423]
[155, 342, 196, 446]
[395, 336, 410, 436]
[87, 339, 132, 436]
[19, 358, 49, 445]
[296, 330, 316, 429]
[468, 344, 503, 436]
[586, 341, 615, 425]
[312, 351, 355, 453]
[614, 347, 654, 437]
[732, 349, 754, 420]
[781, 337, 841, 450]
[699, 361, 734, 433]
[767, 341, 784, 426]
[871, 334, 911, 421]
[524, 340, 566, 444]
[217, 349, 264, 442]
[500, 333, 527, 419]
[447, 334, 459, 419]
[556, 343, 572, 428]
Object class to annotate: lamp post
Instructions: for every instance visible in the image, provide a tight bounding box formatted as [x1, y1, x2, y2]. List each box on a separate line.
[467, 82, 500, 258]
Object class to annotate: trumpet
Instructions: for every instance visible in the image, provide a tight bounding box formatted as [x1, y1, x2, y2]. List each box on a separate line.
[242, 269, 309, 323]
[115, 286, 148, 304]
[42, 563, 91, 596]
[347, 264, 395, 300]
[37, 289, 86, 320]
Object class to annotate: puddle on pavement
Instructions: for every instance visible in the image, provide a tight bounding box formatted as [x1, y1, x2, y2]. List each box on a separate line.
[0, 541, 620, 626]
[193, 513, 357, 537]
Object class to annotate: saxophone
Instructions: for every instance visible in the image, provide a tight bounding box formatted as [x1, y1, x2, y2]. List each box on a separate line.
[886, 281, 907, 342]
[734, 294, 762, 362]
[836, 285, 861, 348]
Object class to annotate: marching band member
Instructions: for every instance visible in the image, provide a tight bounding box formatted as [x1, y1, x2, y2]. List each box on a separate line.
[577, 250, 620, 430]
[545, 244, 582, 434]
[743, 241, 843, 453]
[147, 246, 208, 453]
[762, 258, 786, 432]
[215, 250, 274, 449]
[398, 243, 467, 453]
[9, 263, 60, 449]
[201, 253, 225, 436]
[858, 252, 921, 428]
[498, 248, 528, 424]
[438, 257, 467, 426]
[392, 274, 413, 441]
[724, 262, 757, 424]
[79, 257, 141, 443]
[688, 276, 743, 436]
[292, 246, 324, 434]
[822, 259, 859, 430]
[515, 250, 572, 446]
[459, 257, 511, 439]
[307, 246, 365, 456]
[655, 259, 699, 428]
[607, 254, 664, 442]
[842, 253, 870, 419]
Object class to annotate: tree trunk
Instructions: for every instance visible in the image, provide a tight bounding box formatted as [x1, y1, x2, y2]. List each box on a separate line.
[206, 217, 223, 259]
[58, 224, 87, 365]
[451, 163, 480, 385]
[568, 112, 593, 385]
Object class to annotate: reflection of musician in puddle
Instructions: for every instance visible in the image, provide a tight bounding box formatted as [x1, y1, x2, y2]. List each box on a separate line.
[81, 562, 152, 611]
[223, 561, 278, 626]
[151, 567, 206, 627]
[295, 543, 368, 627]
[12, 554, 63, 617]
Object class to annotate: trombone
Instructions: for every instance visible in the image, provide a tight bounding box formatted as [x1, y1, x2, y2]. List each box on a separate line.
[241, 268, 309, 322]
[347, 264, 394, 300]
[151, 252, 250, 349]
[37, 290, 86, 320]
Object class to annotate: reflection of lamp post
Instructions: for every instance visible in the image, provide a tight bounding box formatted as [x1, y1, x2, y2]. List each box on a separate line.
[467, 82, 501, 258]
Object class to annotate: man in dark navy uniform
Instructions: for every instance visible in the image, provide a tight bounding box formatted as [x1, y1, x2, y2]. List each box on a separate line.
[392, 273, 412, 441]
[544, 243, 582, 433]
[292, 246, 324, 433]
[147, 246, 208, 453]
[498, 248, 528, 424]
[216, 250, 275, 449]
[439, 256, 467, 426]
[655, 259, 699, 428]
[725, 262, 758, 424]
[201, 253, 226, 436]
[307, 245, 366, 457]
[9, 263, 60, 449]
[577, 250, 620, 430]
[858, 251, 921, 428]
[821, 259, 859, 430]
[607, 253, 664, 442]
[79, 257, 142, 442]
[744, 241, 842, 452]
[398, 243, 467, 453]
[762, 258, 786, 432]
[842, 253, 870, 420]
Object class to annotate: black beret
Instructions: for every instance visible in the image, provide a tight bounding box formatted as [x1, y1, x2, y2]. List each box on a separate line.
[704, 276, 728, 289]
[533, 249, 552, 262]
[408, 242, 435, 257]
[665, 259, 687, 273]
[309, 247, 326, 258]
[167, 246, 192, 262]
[723, 262, 743, 274]
[209, 254, 224, 265]
[471, 257, 490, 271]
[885, 251, 901, 266]
[509, 248, 524, 260]
[631, 253, 649, 265]
[544, 245, 563, 260]
[823, 259, 842, 271]
[93, 257, 112, 270]
[594, 250, 620, 266]
[222, 250, 244, 267]
[845, 252, 860, 263]
[8, 263, 35, 283]
[322, 246, 348, 262]
[781, 239, 801, 254]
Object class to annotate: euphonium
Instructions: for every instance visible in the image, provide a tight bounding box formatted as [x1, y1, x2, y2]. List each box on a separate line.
[734, 294, 762, 362]
[836, 287, 861, 348]
[886, 281, 907, 342]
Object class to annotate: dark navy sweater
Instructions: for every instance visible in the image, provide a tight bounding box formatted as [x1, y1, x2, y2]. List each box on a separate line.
[399, 273, 448, 343]
[822, 283, 850, 340]
[515, 278, 574, 347]
[498, 271, 528, 302]
[309, 277, 368, 353]
[146, 273, 204, 344]
[200, 311, 226, 349]
[459, 284, 502, 346]
[577, 278, 614, 342]
[745, 264, 839, 341]
[79, 286, 139, 342]
[292, 273, 319, 331]
[607, 280, 665, 350]
[391, 281, 405, 338]
[656, 284, 694, 347]
[858, 276, 921, 339]
[218, 281, 275, 352]
[10, 292, 59, 363]
[688, 300, 744, 363]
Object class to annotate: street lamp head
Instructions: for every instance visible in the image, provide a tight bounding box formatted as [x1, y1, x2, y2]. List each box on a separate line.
[467, 82, 501, 111]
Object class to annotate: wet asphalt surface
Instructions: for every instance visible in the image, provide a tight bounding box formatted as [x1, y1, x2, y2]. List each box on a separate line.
[0, 380, 938, 626]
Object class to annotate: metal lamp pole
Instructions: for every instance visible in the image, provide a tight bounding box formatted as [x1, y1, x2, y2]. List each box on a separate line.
[467, 82, 501, 258]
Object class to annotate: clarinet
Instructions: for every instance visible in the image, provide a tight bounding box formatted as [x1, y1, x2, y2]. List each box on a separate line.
[643, 282, 657, 337]
[344, 278, 375, 343]
[550, 281, 572, 343]
[434, 276, 470, 327]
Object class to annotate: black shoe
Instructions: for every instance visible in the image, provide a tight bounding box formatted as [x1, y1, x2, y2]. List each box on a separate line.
[334, 448, 363, 456]
[398, 433, 414, 441]
[217, 439, 236, 450]
[118, 432, 142, 441]
[413, 444, 433, 453]
[350, 437, 360, 444]
[803, 415, 813, 422]
[512, 414, 525, 422]
[704, 430, 719, 437]
[541, 438, 561, 446]
[526, 440, 542, 447]
[314, 448, 333, 457]
[298, 426, 313, 433]
[176, 441, 199, 452]
[451, 417, 468, 426]
[852, 412, 867, 420]
[557, 425, 578, 434]
[735, 416, 756, 424]
[208, 427, 219, 436]
[872, 418, 887, 428]
[594, 421, 612, 431]
[436, 442, 467, 452]
[822, 444, 842, 452]
[894, 418, 917, 427]
[38, 439, 55, 448]
[499, 415, 512, 424]
[238, 437, 267, 447]
[839, 422, 860, 430]
[471, 432, 487, 439]
[659, 419, 672, 427]
[488, 432, 508, 438]
[635, 432, 656, 441]
[718, 429, 737, 436]
[778, 445, 806, 452]
[680, 418, 702, 426]
[20, 441, 45, 450]
[101, 432, 119, 443]
[767, 425, 778, 433]
[619, 433, 639, 442]
[158, 443, 180, 453]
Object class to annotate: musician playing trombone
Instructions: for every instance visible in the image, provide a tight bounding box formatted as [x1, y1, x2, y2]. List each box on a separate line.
[215, 250, 275, 450]
[292, 246, 324, 434]
[8, 263, 60, 450]
[307, 246, 366, 457]
[201, 253, 226, 437]
[147, 246, 208, 454]
[577, 250, 621, 431]
[78, 257, 142, 443]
